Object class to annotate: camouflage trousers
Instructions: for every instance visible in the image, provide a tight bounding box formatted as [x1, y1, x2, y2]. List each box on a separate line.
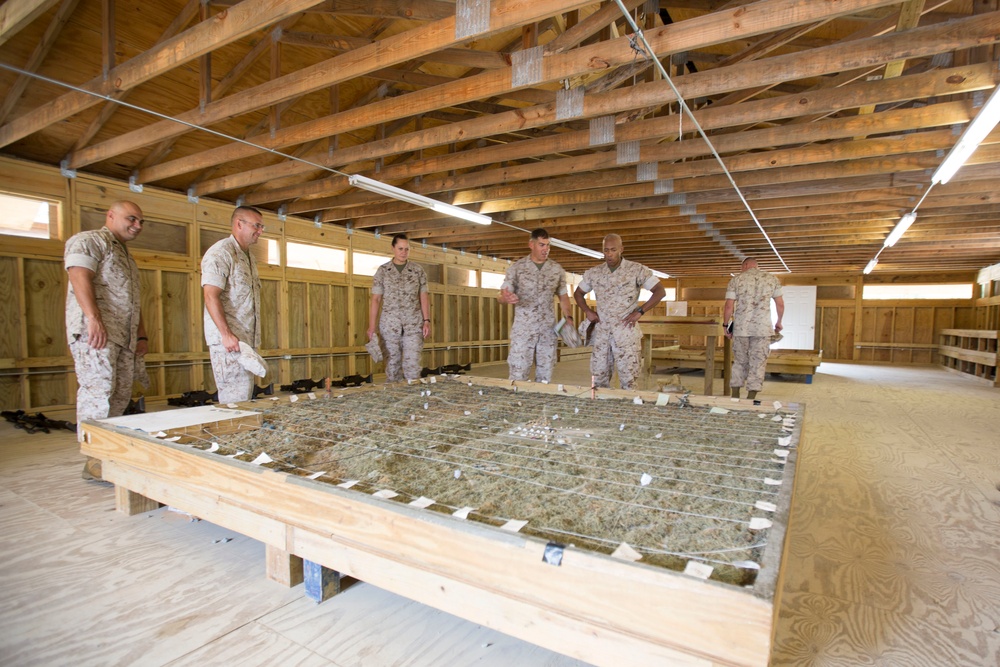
[380, 316, 424, 382]
[209, 344, 255, 403]
[590, 321, 642, 390]
[731, 336, 771, 392]
[70, 336, 135, 441]
[507, 320, 558, 383]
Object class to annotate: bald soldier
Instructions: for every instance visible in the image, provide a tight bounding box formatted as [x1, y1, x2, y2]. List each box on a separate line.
[202, 206, 263, 403]
[724, 257, 784, 400]
[65, 201, 148, 479]
[574, 234, 666, 390]
[499, 228, 574, 383]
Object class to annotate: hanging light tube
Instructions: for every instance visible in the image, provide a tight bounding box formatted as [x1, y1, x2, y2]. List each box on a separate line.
[549, 237, 604, 259]
[883, 212, 917, 248]
[931, 84, 1000, 185]
[863, 258, 878, 275]
[348, 174, 492, 226]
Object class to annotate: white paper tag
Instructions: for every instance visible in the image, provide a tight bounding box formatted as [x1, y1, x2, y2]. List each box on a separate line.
[165, 436, 181, 442]
[773, 449, 790, 458]
[307, 392, 317, 400]
[656, 393, 670, 406]
[372, 489, 398, 499]
[337, 480, 359, 489]
[452, 506, 474, 519]
[764, 477, 783, 486]
[557, 384, 565, 392]
[755, 500, 777, 512]
[710, 406, 730, 414]
[307, 471, 325, 480]
[773, 401, 783, 410]
[749, 517, 773, 530]
[250, 452, 273, 465]
[429, 376, 437, 384]
[732, 560, 761, 570]
[772, 415, 783, 422]
[227, 403, 240, 409]
[633, 396, 643, 405]
[640, 473, 653, 487]
[500, 519, 529, 533]
[683, 561, 714, 579]
[289, 394, 298, 403]
[207, 442, 220, 453]
[409, 496, 435, 509]
[778, 436, 792, 447]
[611, 541, 643, 562]
[153, 431, 168, 438]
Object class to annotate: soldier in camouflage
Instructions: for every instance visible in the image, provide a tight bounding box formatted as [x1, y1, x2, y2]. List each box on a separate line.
[65, 201, 148, 480]
[574, 234, 666, 390]
[724, 257, 784, 400]
[202, 206, 263, 403]
[499, 228, 574, 383]
[368, 234, 430, 382]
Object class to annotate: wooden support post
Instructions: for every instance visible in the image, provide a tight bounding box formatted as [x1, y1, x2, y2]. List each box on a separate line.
[704, 335, 716, 396]
[303, 559, 342, 602]
[114, 484, 160, 516]
[265, 544, 303, 587]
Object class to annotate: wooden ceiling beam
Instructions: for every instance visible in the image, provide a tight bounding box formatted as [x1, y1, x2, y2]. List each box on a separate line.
[0, 0, 61, 48]
[127, 0, 907, 186]
[241, 20, 998, 206]
[64, 0, 600, 170]
[0, 0, 330, 148]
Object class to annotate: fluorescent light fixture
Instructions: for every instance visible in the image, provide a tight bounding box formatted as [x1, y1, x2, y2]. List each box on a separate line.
[931, 84, 1000, 185]
[863, 258, 878, 275]
[652, 269, 670, 279]
[549, 237, 604, 259]
[883, 212, 916, 248]
[348, 174, 491, 225]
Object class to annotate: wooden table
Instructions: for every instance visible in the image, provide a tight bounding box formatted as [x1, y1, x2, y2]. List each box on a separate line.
[641, 317, 731, 395]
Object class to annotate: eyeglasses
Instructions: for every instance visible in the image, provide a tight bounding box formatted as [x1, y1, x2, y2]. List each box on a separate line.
[240, 219, 265, 232]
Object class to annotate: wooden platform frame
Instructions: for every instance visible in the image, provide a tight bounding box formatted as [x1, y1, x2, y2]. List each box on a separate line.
[652, 347, 822, 385]
[80, 377, 802, 667]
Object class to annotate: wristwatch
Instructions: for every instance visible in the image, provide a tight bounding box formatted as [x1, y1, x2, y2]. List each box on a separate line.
[634, 307, 644, 316]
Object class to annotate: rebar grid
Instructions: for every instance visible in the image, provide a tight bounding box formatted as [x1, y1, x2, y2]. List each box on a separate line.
[207, 380, 795, 585]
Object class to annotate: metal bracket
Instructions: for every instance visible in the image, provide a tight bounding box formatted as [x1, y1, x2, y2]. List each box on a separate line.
[346, 222, 353, 235]
[186, 187, 199, 204]
[128, 175, 143, 193]
[313, 214, 322, 228]
[59, 160, 77, 178]
[277, 205, 287, 222]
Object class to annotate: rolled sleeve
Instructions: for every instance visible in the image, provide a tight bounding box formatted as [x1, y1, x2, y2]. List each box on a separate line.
[65, 253, 99, 272]
[641, 275, 660, 290]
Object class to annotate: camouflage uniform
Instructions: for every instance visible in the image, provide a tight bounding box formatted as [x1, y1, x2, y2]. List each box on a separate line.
[726, 267, 782, 392]
[65, 227, 142, 435]
[202, 235, 261, 403]
[372, 261, 428, 382]
[579, 259, 660, 390]
[502, 257, 567, 383]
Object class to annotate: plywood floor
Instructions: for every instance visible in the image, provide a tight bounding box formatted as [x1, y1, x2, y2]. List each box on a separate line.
[1, 362, 998, 666]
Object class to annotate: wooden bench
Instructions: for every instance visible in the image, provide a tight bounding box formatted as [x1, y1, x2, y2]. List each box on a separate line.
[652, 347, 823, 384]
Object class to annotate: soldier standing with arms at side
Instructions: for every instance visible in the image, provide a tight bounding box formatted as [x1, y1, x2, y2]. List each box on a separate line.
[65, 200, 148, 480]
[723, 257, 784, 400]
[573, 234, 666, 390]
[202, 206, 263, 403]
[499, 228, 574, 383]
[367, 234, 430, 382]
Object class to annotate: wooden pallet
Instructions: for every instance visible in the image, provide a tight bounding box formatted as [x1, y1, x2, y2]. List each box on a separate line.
[80, 377, 802, 667]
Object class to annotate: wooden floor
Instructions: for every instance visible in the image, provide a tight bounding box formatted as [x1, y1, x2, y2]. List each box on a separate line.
[1, 362, 999, 666]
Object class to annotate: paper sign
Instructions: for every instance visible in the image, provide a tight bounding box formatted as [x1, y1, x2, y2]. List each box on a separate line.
[500, 519, 528, 533]
[749, 517, 773, 530]
[337, 480, 359, 489]
[764, 477, 782, 486]
[452, 506, 475, 519]
[409, 496, 435, 509]
[656, 393, 670, 406]
[710, 406, 730, 414]
[372, 489, 398, 499]
[250, 452, 273, 465]
[640, 473, 653, 487]
[755, 500, 777, 512]
[307, 471, 325, 480]
[683, 561, 714, 579]
[611, 542, 643, 562]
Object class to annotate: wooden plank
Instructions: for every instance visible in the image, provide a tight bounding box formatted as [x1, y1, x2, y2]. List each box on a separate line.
[940, 328, 999, 339]
[0, 0, 331, 147]
[0, 0, 61, 47]
[265, 543, 304, 587]
[938, 345, 997, 366]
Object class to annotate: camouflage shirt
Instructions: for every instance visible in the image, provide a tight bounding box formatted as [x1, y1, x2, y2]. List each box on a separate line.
[578, 258, 660, 321]
[726, 267, 782, 337]
[201, 235, 261, 347]
[65, 226, 142, 349]
[501, 257, 567, 328]
[372, 261, 428, 324]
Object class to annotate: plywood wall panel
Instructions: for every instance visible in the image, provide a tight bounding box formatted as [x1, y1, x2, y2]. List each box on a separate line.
[332, 286, 349, 347]
[161, 271, 191, 354]
[308, 283, 331, 348]
[353, 286, 370, 347]
[29, 371, 67, 407]
[0, 256, 21, 359]
[23, 258, 66, 358]
[287, 282, 307, 349]
[260, 279, 280, 350]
